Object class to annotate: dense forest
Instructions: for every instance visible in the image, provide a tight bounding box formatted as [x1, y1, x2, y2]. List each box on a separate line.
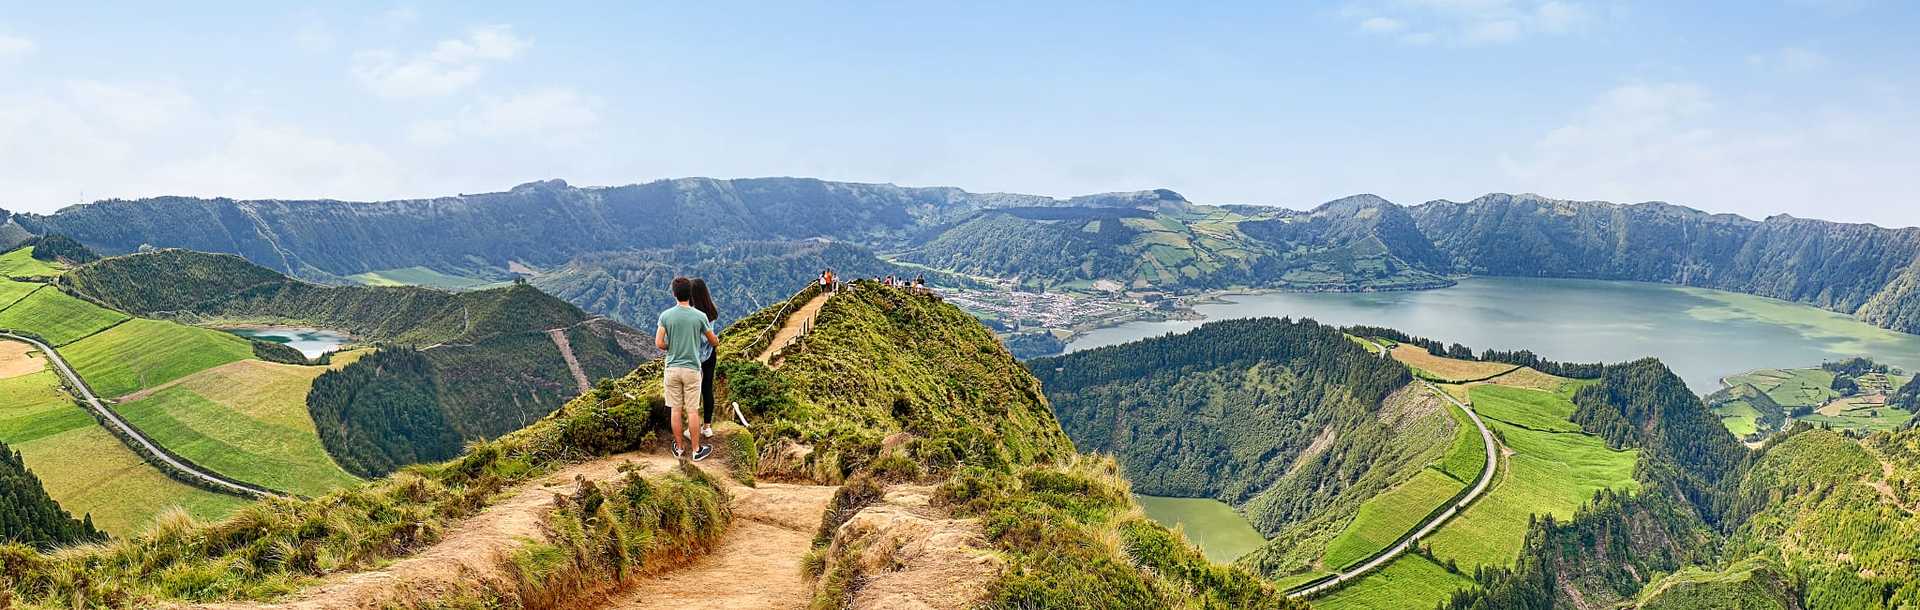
[305, 348, 460, 478]
[0, 441, 103, 548]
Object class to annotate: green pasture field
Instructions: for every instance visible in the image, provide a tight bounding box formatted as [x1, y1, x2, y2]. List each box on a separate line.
[1314, 554, 1476, 610]
[0, 367, 246, 535]
[0, 247, 63, 278]
[1320, 468, 1465, 569]
[63, 318, 254, 398]
[0, 286, 130, 345]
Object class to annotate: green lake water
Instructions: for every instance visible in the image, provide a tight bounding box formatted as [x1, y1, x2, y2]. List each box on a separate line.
[1069, 276, 1920, 394]
[1134, 494, 1267, 563]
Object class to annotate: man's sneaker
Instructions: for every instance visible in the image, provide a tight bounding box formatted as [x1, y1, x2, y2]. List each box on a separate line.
[701, 424, 714, 438]
[692, 444, 713, 462]
[672, 444, 685, 459]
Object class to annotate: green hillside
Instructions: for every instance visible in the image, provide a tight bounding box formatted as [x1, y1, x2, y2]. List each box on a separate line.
[67, 249, 652, 477]
[0, 247, 62, 278]
[0, 280, 1299, 610]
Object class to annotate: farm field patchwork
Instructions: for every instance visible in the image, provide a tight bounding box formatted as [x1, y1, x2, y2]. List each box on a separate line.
[1423, 385, 1639, 569]
[112, 359, 361, 497]
[63, 318, 254, 398]
[0, 364, 246, 535]
[0, 286, 129, 345]
[1725, 368, 1838, 408]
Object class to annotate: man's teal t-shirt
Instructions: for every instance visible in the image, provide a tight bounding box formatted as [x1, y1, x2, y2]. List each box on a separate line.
[657, 305, 711, 371]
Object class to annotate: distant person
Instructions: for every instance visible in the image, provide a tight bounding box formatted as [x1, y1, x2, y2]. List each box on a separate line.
[824, 268, 836, 293]
[655, 277, 719, 461]
[689, 278, 721, 440]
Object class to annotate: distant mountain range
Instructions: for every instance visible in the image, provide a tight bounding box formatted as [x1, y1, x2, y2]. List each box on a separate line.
[6, 178, 1919, 335]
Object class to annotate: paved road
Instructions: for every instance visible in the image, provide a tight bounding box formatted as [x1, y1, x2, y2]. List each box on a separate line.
[1289, 346, 1500, 599]
[0, 331, 277, 499]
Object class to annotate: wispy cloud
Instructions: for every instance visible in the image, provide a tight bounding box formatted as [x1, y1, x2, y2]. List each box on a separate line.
[1747, 46, 1829, 73]
[351, 24, 529, 98]
[0, 33, 36, 62]
[406, 88, 601, 146]
[1501, 80, 1920, 227]
[1347, 0, 1593, 46]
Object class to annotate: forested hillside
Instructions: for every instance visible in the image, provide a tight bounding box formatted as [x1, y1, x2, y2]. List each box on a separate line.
[0, 279, 1301, 609]
[0, 440, 103, 548]
[532, 240, 939, 325]
[1032, 318, 1473, 580]
[1412, 193, 1920, 333]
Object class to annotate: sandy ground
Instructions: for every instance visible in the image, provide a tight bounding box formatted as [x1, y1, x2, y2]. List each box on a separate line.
[0, 340, 46, 379]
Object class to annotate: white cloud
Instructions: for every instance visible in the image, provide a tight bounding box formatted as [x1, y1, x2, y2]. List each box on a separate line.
[351, 24, 530, 98]
[1500, 81, 1920, 228]
[0, 80, 401, 212]
[0, 33, 35, 62]
[407, 88, 601, 146]
[1347, 0, 1593, 46]
[1747, 46, 1828, 73]
[378, 6, 421, 30]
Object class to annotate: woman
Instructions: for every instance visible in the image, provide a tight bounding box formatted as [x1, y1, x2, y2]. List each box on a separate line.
[688, 278, 721, 439]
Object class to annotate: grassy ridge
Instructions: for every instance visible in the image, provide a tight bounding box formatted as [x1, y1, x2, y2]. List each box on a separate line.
[0, 368, 247, 535]
[63, 318, 254, 398]
[1438, 397, 1488, 483]
[1314, 553, 1475, 610]
[0, 287, 129, 345]
[0, 247, 62, 278]
[114, 361, 362, 497]
[1320, 468, 1464, 569]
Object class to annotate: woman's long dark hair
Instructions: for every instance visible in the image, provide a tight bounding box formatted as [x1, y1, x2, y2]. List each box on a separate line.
[689, 278, 719, 323]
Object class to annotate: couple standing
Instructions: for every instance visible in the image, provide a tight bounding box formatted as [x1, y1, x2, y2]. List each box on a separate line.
[655, 277, 721, 461]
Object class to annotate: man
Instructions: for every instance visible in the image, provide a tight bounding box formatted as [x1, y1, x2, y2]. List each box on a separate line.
[656, 277, 720, 460]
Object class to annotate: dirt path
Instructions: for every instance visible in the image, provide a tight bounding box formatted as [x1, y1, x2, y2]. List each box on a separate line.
[548, 328, 592, 394]
[756, 291, 832, 365]
[600, 481, 838, 610]
[190, 452, 672, 609]
[190, 442, 839, 610]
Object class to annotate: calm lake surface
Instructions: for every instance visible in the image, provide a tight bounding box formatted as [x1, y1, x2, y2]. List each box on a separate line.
[1069, 277, 1920, 394]
[1134, 495, 1267, 563]
[225, 327, 350, 359]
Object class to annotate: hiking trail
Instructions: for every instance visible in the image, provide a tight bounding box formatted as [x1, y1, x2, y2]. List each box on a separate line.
[548, 328, 593, 394]
[755, 290, 832, 366]
[191, 442, 838, 610]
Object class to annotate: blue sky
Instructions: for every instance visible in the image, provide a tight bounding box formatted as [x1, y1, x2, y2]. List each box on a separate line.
[1, 1, 1916, 227]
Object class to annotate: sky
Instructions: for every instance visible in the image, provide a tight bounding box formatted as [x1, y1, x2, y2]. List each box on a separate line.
[1, 1, 1916, 227]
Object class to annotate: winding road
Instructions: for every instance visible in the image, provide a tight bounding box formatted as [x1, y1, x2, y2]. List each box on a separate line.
[1289, 347, 1501, 599]
[0, 331, 279, 499]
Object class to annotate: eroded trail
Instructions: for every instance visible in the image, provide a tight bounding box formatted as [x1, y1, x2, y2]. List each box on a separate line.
[756, 291, 832, 365]
[601, 481, 838, 610]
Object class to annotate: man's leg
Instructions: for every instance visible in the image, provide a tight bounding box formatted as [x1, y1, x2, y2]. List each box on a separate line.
[664, 368, 691, 453]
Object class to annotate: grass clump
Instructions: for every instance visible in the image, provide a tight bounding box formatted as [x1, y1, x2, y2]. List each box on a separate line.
[505, 462, 731, 608]
[932, 456, 1304, 610]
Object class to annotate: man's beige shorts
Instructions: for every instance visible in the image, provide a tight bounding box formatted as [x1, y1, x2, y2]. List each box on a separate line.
[663, 367, 702, 413]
